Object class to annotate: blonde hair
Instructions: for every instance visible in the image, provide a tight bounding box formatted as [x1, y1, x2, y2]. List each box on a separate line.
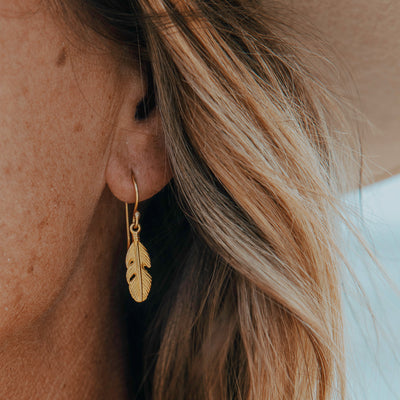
[53, 0, 360, 398]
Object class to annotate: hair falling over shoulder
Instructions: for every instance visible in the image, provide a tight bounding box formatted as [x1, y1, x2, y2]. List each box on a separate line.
[53, 0, 360, 398]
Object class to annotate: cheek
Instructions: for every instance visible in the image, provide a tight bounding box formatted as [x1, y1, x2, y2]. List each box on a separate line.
[0, 8, 118, 334]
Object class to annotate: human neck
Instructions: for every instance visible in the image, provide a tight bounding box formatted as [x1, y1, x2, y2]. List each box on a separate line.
[0, 189, 129, 400]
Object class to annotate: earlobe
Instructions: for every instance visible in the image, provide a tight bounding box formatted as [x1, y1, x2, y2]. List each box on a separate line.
[105, 96, 172, 204]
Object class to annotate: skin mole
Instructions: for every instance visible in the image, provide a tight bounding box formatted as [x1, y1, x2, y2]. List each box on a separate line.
[55, 47, 67, 67]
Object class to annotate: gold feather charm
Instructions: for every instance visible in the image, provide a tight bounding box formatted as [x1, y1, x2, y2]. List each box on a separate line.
[124, 173, 152, 303]
[125, 222, 152, 302]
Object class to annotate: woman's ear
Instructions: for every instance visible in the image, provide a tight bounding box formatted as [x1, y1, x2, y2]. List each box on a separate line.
[105, 70, 172, 203]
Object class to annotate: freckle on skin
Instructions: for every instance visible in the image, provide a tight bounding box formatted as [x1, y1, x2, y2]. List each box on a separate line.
[38, 216, 48, 230]
[28, 266, 34, 274]
[56, 47, 67, 67]
[73, 122, 83, 133]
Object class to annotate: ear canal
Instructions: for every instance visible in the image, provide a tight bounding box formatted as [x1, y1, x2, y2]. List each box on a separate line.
[134, 91, 156, 120]
[134, 69, 156, 121]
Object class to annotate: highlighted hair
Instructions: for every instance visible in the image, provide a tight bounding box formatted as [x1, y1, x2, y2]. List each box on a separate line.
[53, 0, 359, 398]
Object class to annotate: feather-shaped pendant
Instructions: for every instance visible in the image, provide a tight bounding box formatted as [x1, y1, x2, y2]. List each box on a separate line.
[125, 229, 152, 302]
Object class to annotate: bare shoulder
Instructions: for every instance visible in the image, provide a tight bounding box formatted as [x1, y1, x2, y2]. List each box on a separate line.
[282, 0, 400, 182]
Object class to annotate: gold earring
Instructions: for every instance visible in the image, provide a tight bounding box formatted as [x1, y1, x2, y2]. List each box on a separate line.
[124, 172, 152, 302]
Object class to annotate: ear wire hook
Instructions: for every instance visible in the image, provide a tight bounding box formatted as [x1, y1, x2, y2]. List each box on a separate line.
[125, 171, 139, 249]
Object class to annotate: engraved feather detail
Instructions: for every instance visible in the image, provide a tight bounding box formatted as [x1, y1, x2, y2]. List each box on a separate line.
[125, 231, 152, 302]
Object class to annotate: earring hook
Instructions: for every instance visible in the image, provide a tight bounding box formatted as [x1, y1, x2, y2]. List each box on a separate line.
[131, 171, 139, 216]
[125, 171, 140, 249]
